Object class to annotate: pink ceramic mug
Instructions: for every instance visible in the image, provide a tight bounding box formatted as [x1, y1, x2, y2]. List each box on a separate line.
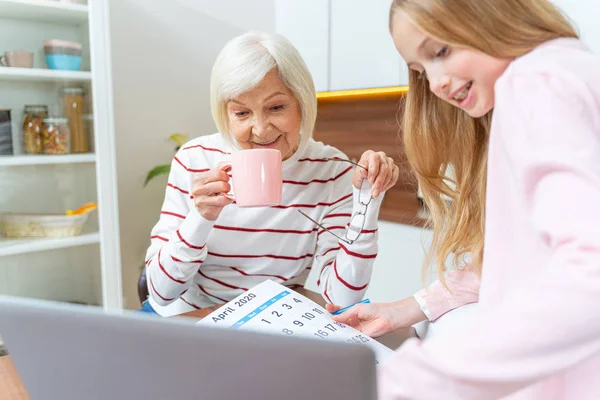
[219, 149, 282, 207]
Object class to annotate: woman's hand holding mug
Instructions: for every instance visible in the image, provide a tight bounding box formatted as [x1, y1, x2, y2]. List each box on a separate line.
[192, 148, 283, 221]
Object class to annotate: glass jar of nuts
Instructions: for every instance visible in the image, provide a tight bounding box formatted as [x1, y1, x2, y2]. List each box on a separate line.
[22, 105, 48, 154]
[42, 117, 70, 155]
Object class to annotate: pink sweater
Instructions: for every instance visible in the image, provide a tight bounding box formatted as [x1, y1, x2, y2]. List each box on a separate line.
[379, 38, 600, 399]
[414, 267, 480, 322]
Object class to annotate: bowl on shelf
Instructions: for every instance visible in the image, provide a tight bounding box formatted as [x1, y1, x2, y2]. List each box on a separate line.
[0, 213, 89, 238]
[44, 40, 82, 71]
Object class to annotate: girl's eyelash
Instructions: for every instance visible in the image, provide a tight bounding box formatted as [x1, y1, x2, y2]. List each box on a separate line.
[436, 45, 449, 58]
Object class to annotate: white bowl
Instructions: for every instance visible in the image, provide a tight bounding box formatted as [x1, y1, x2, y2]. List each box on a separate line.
[0, 213, 90, 238]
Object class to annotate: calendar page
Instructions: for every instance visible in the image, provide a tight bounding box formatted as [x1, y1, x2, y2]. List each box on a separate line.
[197, 280, 393, 364]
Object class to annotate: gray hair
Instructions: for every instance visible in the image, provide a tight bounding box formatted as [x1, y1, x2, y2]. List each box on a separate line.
[210, 31, 317, 151]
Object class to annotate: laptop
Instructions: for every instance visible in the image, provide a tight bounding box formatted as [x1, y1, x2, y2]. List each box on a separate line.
[0, 296, 377, 400]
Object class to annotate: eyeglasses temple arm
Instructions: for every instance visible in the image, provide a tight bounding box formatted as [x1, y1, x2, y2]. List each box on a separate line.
[297, 210, 351, 244]
[325, 157, 368, 171]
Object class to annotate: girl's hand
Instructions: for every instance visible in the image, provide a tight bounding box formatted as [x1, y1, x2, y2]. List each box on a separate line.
[326, 297, 426, 337]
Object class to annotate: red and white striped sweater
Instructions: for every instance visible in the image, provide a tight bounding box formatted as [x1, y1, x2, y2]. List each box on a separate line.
[145, 133, 383, 316]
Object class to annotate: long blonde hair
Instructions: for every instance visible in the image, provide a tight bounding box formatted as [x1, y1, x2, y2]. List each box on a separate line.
[390, 0, 578, 280]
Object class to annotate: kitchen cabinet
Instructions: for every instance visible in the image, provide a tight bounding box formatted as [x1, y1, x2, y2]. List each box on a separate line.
[330, 0, 407, 91]
[274, 0, 330, 92]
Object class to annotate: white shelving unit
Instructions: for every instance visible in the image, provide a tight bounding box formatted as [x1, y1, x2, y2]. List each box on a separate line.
[0, 0, 88, 23]
[0, 0, 122, 310]
[0, 153, 95, 166]
[0, 232, 100, 257]
[0, 66, 92, 82]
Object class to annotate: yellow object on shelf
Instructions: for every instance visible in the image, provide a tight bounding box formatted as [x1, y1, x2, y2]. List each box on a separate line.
[66, 202, 97, 216]
[316, 86, 409, 101]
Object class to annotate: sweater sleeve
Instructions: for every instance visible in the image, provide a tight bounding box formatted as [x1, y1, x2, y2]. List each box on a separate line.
[377, 72, 600, 399]
[145, 150, 215, 306]
[311, 164, 383, 307]
[413, 266, 480, 321]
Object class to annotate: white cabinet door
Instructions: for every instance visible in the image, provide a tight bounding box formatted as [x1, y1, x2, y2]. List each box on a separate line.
[366, 222, 431, 302]
[275, 0, 330, 92]
[330, 0, 404, 91]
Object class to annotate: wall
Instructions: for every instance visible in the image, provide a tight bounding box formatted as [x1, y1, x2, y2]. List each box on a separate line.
[109, 0, 275, 309]
[552, 0, 600, 54]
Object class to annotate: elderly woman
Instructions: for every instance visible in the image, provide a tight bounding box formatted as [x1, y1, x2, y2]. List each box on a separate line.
[143, 32, 399, 317]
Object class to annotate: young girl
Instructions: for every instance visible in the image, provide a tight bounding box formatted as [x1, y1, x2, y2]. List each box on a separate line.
[331, 0, 600, 398]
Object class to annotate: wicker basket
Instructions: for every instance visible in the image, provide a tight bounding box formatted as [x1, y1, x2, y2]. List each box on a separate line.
[0, 213, 89, 238]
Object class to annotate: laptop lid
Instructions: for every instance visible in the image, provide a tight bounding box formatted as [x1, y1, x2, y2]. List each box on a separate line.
[0, 297, 377, 400]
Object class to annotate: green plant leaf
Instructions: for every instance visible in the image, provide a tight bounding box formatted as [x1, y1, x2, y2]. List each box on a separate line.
[143, 164, 171, 187]
[169, 133, 190, 147]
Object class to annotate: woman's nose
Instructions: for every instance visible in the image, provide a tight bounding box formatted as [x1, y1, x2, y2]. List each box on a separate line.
[251, 115, 270, 136]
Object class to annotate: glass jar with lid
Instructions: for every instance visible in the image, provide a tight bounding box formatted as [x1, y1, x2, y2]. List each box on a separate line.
[42, 117, 70, 155]
[61, 87, 88, 153]
[22, 105, 48, 154]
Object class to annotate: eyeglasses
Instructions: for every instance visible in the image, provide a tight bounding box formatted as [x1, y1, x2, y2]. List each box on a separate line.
[298, 158, 372, 245]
